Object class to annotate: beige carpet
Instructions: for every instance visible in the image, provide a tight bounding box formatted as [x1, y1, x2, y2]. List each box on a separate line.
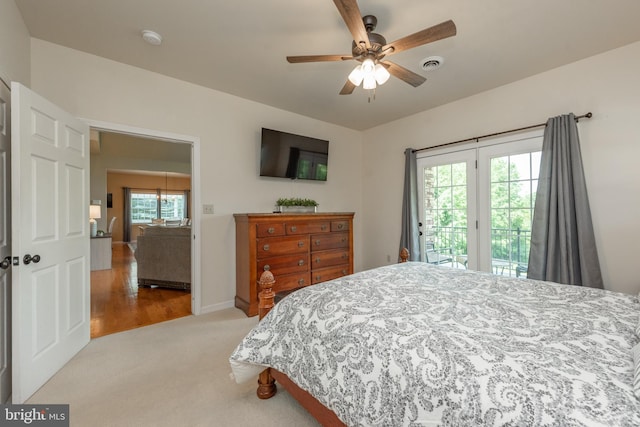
[27, 308, 319, 427]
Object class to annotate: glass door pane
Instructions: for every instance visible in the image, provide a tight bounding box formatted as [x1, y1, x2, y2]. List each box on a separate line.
[478, 135, 542, 276]
[417, 150, 476, 269]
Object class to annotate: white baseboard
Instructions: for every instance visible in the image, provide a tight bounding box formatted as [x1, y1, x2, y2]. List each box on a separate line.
[198, 300, 235, 314]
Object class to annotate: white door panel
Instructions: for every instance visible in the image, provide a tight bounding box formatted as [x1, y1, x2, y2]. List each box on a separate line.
[0, 81, 11, 403]
[11, 82, 90, 403]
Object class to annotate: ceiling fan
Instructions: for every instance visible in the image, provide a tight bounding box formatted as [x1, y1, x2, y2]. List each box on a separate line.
[286, 0, 457, 95]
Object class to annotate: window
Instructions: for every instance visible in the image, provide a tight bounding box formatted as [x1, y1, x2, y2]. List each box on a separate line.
[130, 190, 186, 224]
[417, 130, 542, 277]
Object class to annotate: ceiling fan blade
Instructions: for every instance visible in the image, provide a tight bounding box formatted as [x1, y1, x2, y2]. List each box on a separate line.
[333, 0, 371, 50]
[382, 61, 427, 87]
[382, 20, 456, 56]
[287, 55, 353, 63]
[339, 79, 357, 95]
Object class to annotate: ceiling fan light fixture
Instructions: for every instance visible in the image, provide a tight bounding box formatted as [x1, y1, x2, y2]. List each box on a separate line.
[361, 58, 375, 75]
[348, 65, 364, 86]
[362, 75, 377, 90]
[374, 64, 390, 85]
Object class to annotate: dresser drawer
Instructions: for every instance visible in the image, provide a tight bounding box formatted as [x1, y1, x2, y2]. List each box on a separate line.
[273, 272, 311, 293]
[311, 249, 349, 269]
[285, 221, 330, 235]
[310, 232, 349, 251]
[258, 254, 309, 276]
[311, 265, 350, 284]
[331, 220, 350, 232]
[256, 223, 285, 237]
[257, 236, 308, 258]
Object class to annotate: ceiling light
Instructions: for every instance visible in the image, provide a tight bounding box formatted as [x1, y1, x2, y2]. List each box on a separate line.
[362, 75, 376, 90]
[361, 58, 375, 74]
[348, 66, 364, 86]
[347, 59, 390, 92]
[141, 30, 162, 46]
[374, 64, 390, 85]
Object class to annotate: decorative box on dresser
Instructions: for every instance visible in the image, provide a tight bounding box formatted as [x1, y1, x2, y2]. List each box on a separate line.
[234, 212, 354, 317]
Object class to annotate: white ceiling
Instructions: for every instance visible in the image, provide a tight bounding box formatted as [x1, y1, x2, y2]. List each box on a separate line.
[15, 0, 640, 130]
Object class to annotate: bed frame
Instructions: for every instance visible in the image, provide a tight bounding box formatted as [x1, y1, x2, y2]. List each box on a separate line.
[254, 248, 410, 425]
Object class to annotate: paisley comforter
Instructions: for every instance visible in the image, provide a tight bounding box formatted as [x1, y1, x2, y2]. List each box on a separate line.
[230, 262, 640, 426]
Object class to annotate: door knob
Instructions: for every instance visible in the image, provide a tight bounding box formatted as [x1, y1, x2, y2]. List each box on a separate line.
[0, 257, 10, 270]
[23, 254, 41, 265]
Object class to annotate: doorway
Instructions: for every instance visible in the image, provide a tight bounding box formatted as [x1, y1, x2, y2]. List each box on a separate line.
[87, 123, 201, 337]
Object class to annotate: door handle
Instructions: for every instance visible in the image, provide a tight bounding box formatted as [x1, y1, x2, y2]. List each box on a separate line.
[23, 254, 41, 265]
[0, 256, 10, 270]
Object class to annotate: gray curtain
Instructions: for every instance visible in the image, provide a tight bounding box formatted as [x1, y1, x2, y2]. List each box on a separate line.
[399, 148, 421, 261]
[527, 113, 603, 288]
[123, 187, 132, 242]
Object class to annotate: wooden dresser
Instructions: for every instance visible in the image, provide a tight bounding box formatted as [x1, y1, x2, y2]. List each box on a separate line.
[234, 212, 354, 316]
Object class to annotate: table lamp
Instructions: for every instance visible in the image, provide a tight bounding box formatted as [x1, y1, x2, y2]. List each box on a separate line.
[89, 203, 101, 237]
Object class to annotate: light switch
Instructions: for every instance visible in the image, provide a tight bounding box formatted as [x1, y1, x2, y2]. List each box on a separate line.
[203, 204, 214, 214]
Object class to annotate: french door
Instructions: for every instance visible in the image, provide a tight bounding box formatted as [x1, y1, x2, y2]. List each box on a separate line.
[417, 131, 543, 276]
[417, 150, 477, 270]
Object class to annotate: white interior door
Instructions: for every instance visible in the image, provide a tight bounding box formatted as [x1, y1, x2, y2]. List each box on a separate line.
[0, 82, 12, 403]
[11, 82, 90, 403]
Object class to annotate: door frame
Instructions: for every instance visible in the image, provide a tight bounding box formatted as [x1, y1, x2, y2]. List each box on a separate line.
[85, 119, 202, 314]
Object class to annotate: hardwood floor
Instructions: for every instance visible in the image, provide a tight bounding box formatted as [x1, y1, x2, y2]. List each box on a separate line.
[90, 243, 192, 338]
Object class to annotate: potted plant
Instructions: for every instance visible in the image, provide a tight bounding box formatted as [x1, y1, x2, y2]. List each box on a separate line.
[275, 197, 318, 213]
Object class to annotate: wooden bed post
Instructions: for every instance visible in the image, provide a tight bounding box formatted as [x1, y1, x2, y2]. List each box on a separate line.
[257, 270, 277, 399]
[400, 247, 409, 263]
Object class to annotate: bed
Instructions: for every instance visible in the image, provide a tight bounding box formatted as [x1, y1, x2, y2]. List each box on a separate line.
[230, 259, 640, 426]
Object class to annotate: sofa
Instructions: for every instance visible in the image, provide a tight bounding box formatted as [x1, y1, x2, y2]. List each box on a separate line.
[134, 225, 191, 290]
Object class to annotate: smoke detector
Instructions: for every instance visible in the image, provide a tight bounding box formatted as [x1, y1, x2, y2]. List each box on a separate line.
[141, 30, 163, 46]
[420, 56, 444, 72]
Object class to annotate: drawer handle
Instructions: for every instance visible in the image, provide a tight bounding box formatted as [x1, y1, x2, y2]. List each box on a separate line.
[342, 269, 347, 275]
[342, 254, 347, 259]
[341, 237, 346, 242]
[321, 224, 327, 230]
[337, 223, 344, 230]
[263, 264, 270, 271]
[315, 257, 320, 263]
[290, 226, 297, 232]
[298, 259, 305, 266]
[315, 275, 321, 281]
[298, 241, 305, 248]
[298, 278, 305, 285]
[315, 239, 321, 246]
[263, 244, 270, 251]
[268, 227, 275, 234]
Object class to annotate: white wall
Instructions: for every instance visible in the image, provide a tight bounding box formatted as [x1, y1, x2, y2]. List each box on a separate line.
[0, 0, 30, 86]
[363, 40, 640, 295]
[27, 33, 640, 299]
[29, 39, 364, 312]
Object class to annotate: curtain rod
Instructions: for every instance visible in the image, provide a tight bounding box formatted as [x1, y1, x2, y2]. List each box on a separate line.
[413, 112, 592, 153]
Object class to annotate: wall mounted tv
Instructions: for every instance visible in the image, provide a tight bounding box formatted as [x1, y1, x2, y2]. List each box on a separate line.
[260, 128, 329, 181]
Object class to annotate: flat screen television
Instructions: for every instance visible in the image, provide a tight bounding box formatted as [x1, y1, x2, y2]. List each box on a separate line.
[259, 128, 329, 181]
